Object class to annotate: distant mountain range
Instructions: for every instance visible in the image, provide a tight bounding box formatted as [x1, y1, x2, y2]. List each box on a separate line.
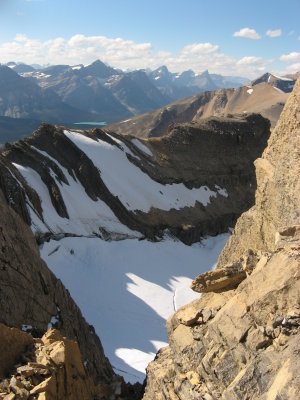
[0, 60, 297, 144]
[0, 61, 248, 132]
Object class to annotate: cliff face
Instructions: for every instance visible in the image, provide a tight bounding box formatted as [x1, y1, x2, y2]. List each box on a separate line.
[0, 114, 269, 245]
[0, 189, 125, 399]
[143, 79, 300, 398]
[218, 73, 300, 267]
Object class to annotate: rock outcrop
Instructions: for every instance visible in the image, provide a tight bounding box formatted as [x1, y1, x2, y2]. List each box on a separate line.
[0, 188, 127, 398]
[0, 326, 140, 399]
[0, 113, 270, 245]
[142, 79, 300, 398]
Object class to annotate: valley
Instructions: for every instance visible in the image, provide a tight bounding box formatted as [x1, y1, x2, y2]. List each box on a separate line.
[0, 3, 299, 396]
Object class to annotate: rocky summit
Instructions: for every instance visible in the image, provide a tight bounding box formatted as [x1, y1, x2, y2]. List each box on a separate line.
[143, 78, 300, 399]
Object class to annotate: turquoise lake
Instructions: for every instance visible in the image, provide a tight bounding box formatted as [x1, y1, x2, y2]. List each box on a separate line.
[74, 122, 107, 126]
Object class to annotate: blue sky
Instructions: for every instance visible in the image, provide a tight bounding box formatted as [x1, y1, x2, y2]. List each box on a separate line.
[0, 0, 299, 77]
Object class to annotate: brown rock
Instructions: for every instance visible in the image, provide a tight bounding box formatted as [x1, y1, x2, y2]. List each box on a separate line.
[0, 189, 114, 385]
[143, 78, 300, 400]
[0, 323, 33, 378]
[176, 304, 201, 326]
[191, 261, 246, 293]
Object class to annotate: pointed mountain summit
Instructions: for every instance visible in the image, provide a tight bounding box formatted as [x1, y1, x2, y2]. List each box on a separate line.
[251, 72, 296, 93]
[81, 59, 118, 78]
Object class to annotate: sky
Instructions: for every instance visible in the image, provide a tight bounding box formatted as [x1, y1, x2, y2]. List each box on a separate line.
[0, 0, 299, 78]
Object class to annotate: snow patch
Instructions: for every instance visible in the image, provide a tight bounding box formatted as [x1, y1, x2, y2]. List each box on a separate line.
[215, 185, 228, 197]
[13, 160, 139, 237]
[21, 324, 32, 332]
[47, 315, 59, 330]
[272, 74, 293, 81]
[64, 130, 227, 213]
[273, 86, 285, 94]
[131, 139, 153, 157]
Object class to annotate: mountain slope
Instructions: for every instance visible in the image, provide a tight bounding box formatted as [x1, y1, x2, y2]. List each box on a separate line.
[0, 114, 269, 245]
[109, 73, 295, 137]
[0, 113, 270, 384]
[0, 116, 41, 145]
[143, 78, 300, 400]
[0, 65, 93, 123]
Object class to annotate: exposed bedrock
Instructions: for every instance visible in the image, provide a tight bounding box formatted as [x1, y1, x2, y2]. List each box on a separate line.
[142, 79, 300, 399]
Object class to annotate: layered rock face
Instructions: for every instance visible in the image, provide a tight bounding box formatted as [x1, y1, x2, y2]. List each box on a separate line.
[0, 113, 269, 245]
[143, 79, 300, 398]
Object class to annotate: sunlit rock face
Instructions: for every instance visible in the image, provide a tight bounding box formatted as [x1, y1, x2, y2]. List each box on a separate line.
[0, 111, 269, 384]
[143, 79, 300, 400]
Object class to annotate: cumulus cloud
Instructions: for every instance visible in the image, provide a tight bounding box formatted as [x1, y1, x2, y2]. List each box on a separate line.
[233, 28, 261, 40]
[285, 63, 300, 73]
[235, 56, 271, 76]
[279, 52, 300, 75]
[280, 52, 300, 63]
[180, 43, 219, 55]
[0, 33, 272, 78]
[266, 29, 282, 38]
[237, 56, 263, 65]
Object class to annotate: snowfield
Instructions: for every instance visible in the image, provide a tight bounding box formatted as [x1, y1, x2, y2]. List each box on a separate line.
[11, 129, 231, 383]
[40, 233, 229, 383]
[13, 162, 138, 237]
[12, 130, 228, 238]
[64, 130, 228, 213]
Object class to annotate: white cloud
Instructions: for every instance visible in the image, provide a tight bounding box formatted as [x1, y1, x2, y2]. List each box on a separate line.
[237, 56, 263, 65]
[266, 29, 282, 38]
[233, 28, 261, 40]
[279, 52, 300, 75]
[285, 63, 300, 73]
[181, 43, 219, 55]
[280, 52, 300, 63]
[0, 33, 273, 78]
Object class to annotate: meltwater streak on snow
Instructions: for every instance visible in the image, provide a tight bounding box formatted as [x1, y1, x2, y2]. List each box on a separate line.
[40, 233, 229, 383]
[13, 157, 138, 237]
[64, 130, 227, 213]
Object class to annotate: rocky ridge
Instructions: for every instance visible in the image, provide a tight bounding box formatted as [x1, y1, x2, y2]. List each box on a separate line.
[109, 73, 294, 138]
[0, 114, 269, 245]
[142, 78, 300, 398]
